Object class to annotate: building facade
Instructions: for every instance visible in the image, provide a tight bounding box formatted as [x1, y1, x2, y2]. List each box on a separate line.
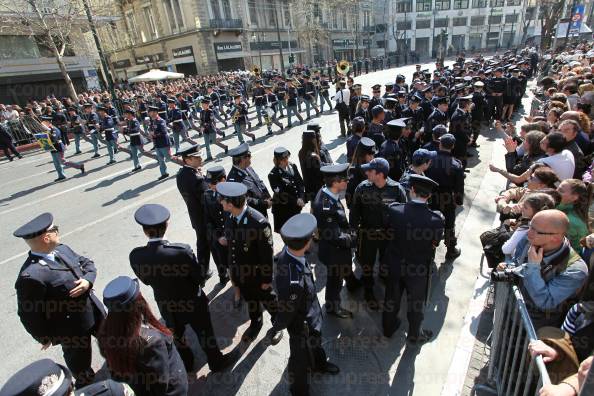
[0, 1, 106, 104]
[374, 0, 530, 62]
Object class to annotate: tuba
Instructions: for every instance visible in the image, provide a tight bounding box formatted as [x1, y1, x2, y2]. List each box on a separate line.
[336, 60, 350, 76]
[252, 64, 261, 76]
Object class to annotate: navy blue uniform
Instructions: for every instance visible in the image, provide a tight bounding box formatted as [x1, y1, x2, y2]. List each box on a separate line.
[274, 248, 327, 395]
[15, 244, 106, 386]
[110, 325, 187, 396]
[203, 188, 230, 278]
[129, 239, 223, 372]
[311, 188, 354, 311]
[382, 201, 444, 337]
[150, 117, 170, 148]
[268, 163, 305, 232]
[227, 166, 271, 217]
[425, 150, 464, 250]
[176, 165, 210, 269]
[346, 134, 361, 161]
[378, 139, 406, 181]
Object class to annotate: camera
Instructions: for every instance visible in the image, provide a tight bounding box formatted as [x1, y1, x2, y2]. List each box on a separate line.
[490, 268, 518, 283]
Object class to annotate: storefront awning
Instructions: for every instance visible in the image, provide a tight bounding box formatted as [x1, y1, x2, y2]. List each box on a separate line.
[216, 51, 250, 60]
[166, 56, 195, 66]
[127, 64, 150, 73]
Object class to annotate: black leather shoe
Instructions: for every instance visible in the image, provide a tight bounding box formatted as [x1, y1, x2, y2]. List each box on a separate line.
[210, 350, 238, 373]
[445, 247, 462, 260]
[242, 321, 263, 342]
[158, 173, 169, 180]
[383, 321, 401, 338]
[316, 361, 340, 375]
[326, 306, 353, 319]
[407, 329, 433, 344]
[80, 164, 85, 174]
[268, 329, 284, 346]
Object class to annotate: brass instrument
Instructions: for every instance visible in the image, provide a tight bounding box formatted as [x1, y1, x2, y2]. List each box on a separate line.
[252, 64, 261, 76]
[336, 60, 350, 76]
[231, 105, 241, 124]
[292, 77, 302, 88]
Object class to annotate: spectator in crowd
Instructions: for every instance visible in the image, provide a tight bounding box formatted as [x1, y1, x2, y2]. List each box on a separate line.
[502, 193, 556, 257]
[558, 120, 587, 178]
[556, 179, 591, 251]
[505, 210, 589, 328]
[503, 130, 547, 176]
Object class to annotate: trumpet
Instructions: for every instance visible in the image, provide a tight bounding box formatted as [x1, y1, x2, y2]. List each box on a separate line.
[292, 77, 302, 88]
[336, 60, 350, 76]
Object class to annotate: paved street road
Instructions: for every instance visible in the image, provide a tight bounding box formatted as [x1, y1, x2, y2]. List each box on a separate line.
[0, 63, 503, 395]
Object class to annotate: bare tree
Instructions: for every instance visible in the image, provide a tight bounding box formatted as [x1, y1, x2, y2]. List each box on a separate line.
[539, 0, 564, 50]
[290, 0, 330, 64]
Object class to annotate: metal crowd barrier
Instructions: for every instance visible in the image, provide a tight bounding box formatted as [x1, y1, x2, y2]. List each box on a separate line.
[2, 119, 35, 145]
[474, 282, 551, 396]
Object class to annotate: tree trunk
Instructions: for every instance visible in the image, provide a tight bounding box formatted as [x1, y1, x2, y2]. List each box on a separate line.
[48, 34, 78, 101]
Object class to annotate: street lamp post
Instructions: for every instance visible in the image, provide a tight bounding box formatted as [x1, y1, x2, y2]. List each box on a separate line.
[252, 31, 263, 70]
[273, 0, 285, 75]
[432, 8, 438, 58]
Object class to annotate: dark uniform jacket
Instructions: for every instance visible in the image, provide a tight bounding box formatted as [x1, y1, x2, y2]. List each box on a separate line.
[176, 166, 207, 230]
[379, 139, 406, 181]
[129, 240, 205, 328]
[15, 245, 105, 345]
[367, 122, 385, 148]
[203, 189, 229, 242]
[199, 109, 216, 134]
[227, 165, 271, 217]
[274, 249, 322, 333]
[425, 150, 465, 208]
[124, 118, 143, 146]
[268, 163, 305, 232]
[167, 108, 185, 132]
[225, 206, 274, 286]
[424, 109, 448, 141]
[75, 380, 133, 396]
[150, 117, 170, 148]
[346, 134, 361, 161]
[112, 325, 187, 396]
[449, 107, 472, 158]
[384, 201, 444, 279]
[350, 179, 407, 231]
[402, 106, 424, 133]
[100, 115, 116, 141]
[312, 188, 352, 265]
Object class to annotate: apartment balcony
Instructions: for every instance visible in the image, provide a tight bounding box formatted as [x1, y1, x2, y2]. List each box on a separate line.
[209, 18, 243, 30]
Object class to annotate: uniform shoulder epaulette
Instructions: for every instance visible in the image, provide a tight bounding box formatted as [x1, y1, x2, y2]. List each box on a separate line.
[452, 158, 463, 168]
[164, 242, 189, 250]
[389, 202, 405, 208]
[432, 209, 445, 220]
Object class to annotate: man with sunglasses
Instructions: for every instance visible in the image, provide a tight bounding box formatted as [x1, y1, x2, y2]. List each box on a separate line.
[503, 209, 589, 329]
[13, 213, 106, 388]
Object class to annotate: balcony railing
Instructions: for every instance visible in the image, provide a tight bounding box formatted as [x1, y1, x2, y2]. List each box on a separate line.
[210, 18, 243, 29]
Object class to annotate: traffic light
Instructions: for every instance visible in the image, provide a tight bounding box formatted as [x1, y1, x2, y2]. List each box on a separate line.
[288, 54, 295, 64]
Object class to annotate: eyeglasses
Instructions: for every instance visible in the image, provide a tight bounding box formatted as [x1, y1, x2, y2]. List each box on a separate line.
[46, 225, 59, 234]
[528, 223, 559, 235]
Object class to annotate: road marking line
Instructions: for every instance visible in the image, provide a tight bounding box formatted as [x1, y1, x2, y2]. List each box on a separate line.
[0, 136, 282, 266]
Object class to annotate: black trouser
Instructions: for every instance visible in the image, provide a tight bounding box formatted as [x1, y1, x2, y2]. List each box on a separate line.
[58, 126, 70, 145]
[442, 203, 457, 249]
[61, 334, 95, 387]
[489, 95, 504, 121]
[288, 324, 327, 396]
[0, 141, 19, 159]
[471, 119, 482, 142]
[169, 294, 224, 371]
[337, 106, 350, 136]
[358, 230, 388, 289]
[241, 283, 278, 324]
[382, 271, 429, 337]
[321, 249, 354, 312]
[195, 228, 211, 275]
[208, 238, 228, 280]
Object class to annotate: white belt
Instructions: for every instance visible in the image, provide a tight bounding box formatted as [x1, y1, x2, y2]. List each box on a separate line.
[129, 133, 141, 136]
[104, 128, 115, 131]
[173, 119, 184, 123]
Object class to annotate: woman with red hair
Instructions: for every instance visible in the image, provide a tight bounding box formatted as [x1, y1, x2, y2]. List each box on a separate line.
[97, 276, 188, 396]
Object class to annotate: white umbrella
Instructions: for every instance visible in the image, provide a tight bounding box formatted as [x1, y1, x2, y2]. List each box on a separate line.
[128, 69, 185, 83]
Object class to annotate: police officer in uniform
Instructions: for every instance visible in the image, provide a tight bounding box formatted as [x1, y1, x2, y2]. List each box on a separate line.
[346, 137, 376, 209]
[99, 276, 188, 396]
[147, 105, 172, 180]
[82, 103, 101, 158]
[382, 175, 444, 342]
[0, 359, 134, 396]
[424, 97, 449, 144]
[122, 109, 144, 172]
[378, 118, 407, 181]
[96, 106, 118, 165]
[203, 166, 231, 284]
[176, 144, 214, 281]
[13, 213, 106, 388]
[312, 164, 360, 318]
[350, 158, 407, 307]
[486, 67, 507, 122]
[449, 94, 473, 168]
[273, 213, 340, 395]
[218, 182, 284, 344]
[345, 117, 365, 161]
[307, 121, 333, 164]
[268, 147, 305, 232]
[129, 204, 235, 373]
[227, 143, 272, 217]
[425, 134, 464, 260]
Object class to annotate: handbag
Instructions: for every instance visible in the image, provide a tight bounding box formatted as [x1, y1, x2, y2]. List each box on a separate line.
[480, 223, 512, 269]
